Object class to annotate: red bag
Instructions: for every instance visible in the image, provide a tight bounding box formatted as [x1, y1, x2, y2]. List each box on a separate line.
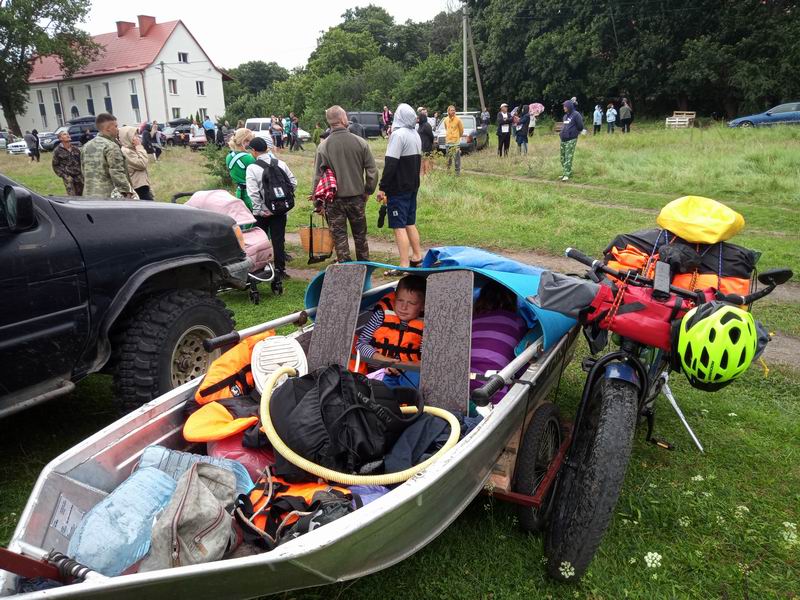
[582, 283, 692, 351]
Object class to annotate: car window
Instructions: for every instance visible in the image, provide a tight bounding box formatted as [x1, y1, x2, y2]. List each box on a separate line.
[461, 116, 476, 129]
[261, 123, 272, 131]
[769, 104, 794, 114]
[245, 123, 259, 131]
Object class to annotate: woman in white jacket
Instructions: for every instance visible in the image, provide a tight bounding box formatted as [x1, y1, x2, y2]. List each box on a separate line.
[119, 126, 153, 199]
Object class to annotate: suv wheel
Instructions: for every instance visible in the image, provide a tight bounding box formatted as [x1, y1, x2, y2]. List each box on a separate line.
[113, 289, 235, 411]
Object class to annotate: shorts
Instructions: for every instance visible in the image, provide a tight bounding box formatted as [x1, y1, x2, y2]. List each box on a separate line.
[387, 190, 418, 228]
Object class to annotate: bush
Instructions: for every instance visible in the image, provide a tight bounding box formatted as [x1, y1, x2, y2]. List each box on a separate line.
[203, 144, 232, 188]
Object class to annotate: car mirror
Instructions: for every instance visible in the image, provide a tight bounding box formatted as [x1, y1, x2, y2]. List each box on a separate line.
[765, 112, 772, 116]
[3, 185, 37, 232]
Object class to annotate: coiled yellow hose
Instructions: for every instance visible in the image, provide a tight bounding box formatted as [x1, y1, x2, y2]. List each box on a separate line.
[259, 366, 461, 485]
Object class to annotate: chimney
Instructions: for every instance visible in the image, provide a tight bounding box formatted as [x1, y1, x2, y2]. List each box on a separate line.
[116, 21, 135, 37]
[137, 15, 156, 37]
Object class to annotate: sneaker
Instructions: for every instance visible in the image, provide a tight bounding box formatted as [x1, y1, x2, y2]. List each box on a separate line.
[561, 176, 569, 181]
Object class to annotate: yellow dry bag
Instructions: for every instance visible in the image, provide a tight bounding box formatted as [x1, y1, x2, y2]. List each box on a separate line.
[656, 196, 744, 244]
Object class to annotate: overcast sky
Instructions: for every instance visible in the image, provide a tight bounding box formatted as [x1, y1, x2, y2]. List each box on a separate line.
[79, 0, 457, 69]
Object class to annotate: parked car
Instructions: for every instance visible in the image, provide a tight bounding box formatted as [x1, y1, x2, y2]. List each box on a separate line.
[245, 118, 275, 141]
[54, 123, 98, 147]
[0, 132, 17, 150]
[296, 127, 311, 142]
[728, 102, 800, 127]
[347, 112, 383, 138]
[37, 131, 58, 152]
[188, 131, 207, 151]
[434, 113, 489, 154]
[6, 140, 29, 155]
[0, 174, 252, 418]
[164, 124, 192, 146]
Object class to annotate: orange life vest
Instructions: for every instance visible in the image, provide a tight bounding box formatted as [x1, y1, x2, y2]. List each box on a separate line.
[348, 292, 424, 373]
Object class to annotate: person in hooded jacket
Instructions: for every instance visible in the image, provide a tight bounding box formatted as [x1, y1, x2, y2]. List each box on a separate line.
[514, 106, 530, 155]
[559, 99, 584, 181]
[377, 103, 424, 273]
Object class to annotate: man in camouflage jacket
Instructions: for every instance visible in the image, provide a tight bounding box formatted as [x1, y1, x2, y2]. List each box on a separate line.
[51, 131, 84, 196]
[81, 113, 135, 199]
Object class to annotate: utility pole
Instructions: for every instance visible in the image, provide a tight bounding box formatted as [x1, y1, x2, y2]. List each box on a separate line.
[462, 3, 468, 112]
[467, 18, 485, 112]
[160, 61, 169, 122]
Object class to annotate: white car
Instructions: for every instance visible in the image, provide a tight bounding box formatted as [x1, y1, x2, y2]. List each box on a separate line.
[6, 140, 29, 155]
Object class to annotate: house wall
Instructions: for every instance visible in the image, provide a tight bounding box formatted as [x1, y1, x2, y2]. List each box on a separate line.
[144, 22, 225, 124]
[2, 22, 225, 133]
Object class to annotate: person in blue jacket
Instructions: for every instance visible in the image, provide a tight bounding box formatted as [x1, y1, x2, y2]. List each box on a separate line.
[559, 99, 584, 181]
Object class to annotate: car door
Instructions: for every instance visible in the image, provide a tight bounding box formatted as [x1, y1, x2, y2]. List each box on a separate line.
[0, 184, 90, 402]
[763, 103, 795, 125]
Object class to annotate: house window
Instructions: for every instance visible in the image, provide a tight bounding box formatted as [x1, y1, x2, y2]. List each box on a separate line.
[103, 82, 110, 97]
[103, 82, 112, 113]
[198, 108, 207, 120]
[86, 85, 93, 98]
[168, 79, 178, 94]
[172, 107, 181, 119]
[52, 88, 63, 126]
[133, 108, 141, 122]
[36, 90, 44, 104]
[68, 86, 75, 102]
[196, 81, 205, 96]
[87, 98, 95, 115]
[38, 101, 48, 129]
[52, 88, 60, 103]
[178, 52, 188, 63]
[129, 78, 137, 94]
[71, 106, 79, 118]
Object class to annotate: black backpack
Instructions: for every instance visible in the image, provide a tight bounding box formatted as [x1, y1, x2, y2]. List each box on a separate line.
[269, 364, 423, 481]
[256, 157, 295, 215]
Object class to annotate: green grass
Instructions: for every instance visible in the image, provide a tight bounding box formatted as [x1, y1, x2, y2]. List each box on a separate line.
[1, 127, 799, 598]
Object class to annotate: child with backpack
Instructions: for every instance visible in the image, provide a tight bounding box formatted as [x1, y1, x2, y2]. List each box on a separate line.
[245, 136, 297, 292]
[353, 275, 426, 388]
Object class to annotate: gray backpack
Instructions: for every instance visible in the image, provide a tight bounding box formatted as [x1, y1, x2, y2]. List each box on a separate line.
[140, 463, 239, 571]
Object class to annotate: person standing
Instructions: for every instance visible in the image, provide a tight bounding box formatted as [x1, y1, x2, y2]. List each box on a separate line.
[290, 117, 304, 151]
[528, 104, 537, 137]
[619, 99, 633, 133]
[202, 115, 215, 142]
[377, 104, 423, 272]
[226, 128, 256, 210]
[51, 131, 84, 196]
[417, 108, 435, 176]
[272, 117, 284, 149]
[515, 105, 530, 155]
[559, 99, 584, 182]
[311, 105, 378, 263]
[480, 106, 490, 128]
[119, 126, 154, 200]
[24, 130, 40, 162]
[443, 105, 464, 175]
[283, 115, 292, 149]
[496, 103, 512, 156]
[593, 104, 603, 135]
[606, 103, 617, 133]
[381, 105, 393, 137]
[312, 122, 322, 147]
[245, 136, 296, 288]
[81, 113, 136, 198]
[79, 128, 92, 146]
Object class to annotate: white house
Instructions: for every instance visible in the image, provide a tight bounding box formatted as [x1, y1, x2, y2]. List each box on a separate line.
[1, 15, 228, 133]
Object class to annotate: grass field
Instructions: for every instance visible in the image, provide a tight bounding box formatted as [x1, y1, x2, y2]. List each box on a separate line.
[1, 126, 799, 598]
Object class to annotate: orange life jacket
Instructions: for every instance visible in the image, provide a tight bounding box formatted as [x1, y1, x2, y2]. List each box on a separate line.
[348, 292, 424, 373]
[183, 330, 275, 444]
[234, 473, 355, 548]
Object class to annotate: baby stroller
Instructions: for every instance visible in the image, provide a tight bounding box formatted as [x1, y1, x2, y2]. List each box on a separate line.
[172, 190, 278, 302]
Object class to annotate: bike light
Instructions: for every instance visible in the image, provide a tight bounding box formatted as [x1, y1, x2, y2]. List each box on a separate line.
[232, 225, 246, 252]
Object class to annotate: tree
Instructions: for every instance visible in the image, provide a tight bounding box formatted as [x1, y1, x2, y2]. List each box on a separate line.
[0, 0, 99, 134]
[307, 29, 379, 75]
[223, 60, 289, 103]
[340, 5, 395, 55]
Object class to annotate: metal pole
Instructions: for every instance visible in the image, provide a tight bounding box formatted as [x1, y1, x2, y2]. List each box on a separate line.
[467, 18, 485, 112]
[462, 3, 468, 112]
[160, 61, 169, 121]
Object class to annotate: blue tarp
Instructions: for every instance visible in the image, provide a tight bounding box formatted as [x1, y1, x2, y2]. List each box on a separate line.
[304, 246, 577, 350]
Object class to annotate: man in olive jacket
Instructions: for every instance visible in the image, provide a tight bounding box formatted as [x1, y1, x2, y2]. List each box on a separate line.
[81, 113, 135, 198]
[311, 105, 378, 262]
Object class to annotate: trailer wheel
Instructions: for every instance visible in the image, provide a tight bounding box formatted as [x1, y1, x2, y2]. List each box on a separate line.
[544, 379, 638, 581]
[513, 402, 562, 533]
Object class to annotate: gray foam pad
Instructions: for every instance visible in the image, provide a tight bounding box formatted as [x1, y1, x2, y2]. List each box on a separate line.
[420, 270, 474, 414]
[306, 264, 367, 371]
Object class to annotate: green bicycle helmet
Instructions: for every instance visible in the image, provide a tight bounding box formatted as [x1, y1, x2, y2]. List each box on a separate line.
[675, 302, 758, 391]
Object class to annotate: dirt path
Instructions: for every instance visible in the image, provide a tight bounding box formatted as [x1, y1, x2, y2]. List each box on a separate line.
[284, 232, 799, 370]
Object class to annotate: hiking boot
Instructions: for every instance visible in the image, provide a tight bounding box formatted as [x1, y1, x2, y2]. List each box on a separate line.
[277, 270, 291, 280]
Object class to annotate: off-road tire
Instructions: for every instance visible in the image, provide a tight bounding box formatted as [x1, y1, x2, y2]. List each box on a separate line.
[545, 379, 638, 582]
[113, 289, 234, 412]
[513, 402, 562, 533]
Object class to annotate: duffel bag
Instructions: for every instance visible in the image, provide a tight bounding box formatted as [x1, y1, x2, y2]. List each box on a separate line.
[269, 364, 423, 481]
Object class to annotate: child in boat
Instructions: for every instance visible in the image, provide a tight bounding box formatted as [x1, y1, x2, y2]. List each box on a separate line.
[469, 281, 528, 406]
[354, 275, 426, 388]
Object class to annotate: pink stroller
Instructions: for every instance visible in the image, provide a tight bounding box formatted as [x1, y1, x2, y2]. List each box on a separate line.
[172, 190, 277, 301]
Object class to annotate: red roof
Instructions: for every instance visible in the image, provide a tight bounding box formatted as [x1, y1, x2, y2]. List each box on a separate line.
[29, 20, 181, 83]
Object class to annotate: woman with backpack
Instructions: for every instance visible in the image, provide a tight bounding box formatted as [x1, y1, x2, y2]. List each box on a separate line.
[226, 128, 256, 211]
[245, 136, 297, 291]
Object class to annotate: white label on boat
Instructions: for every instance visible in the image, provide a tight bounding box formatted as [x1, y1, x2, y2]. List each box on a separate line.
[49, 495, 84, 539]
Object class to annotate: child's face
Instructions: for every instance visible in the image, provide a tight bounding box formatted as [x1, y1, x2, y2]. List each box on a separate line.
[394, 289, 424, 322]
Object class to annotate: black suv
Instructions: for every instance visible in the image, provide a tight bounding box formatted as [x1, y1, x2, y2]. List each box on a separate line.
[0, 175, 252, 417]
[348, 112, 383, 138]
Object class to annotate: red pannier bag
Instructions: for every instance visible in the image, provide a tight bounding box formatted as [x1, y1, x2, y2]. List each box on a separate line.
[582, 282, 692, 351]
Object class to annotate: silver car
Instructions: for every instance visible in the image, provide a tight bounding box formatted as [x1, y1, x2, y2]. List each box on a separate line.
[6, 140, 29, 155]
[435, 113, 489, 154]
